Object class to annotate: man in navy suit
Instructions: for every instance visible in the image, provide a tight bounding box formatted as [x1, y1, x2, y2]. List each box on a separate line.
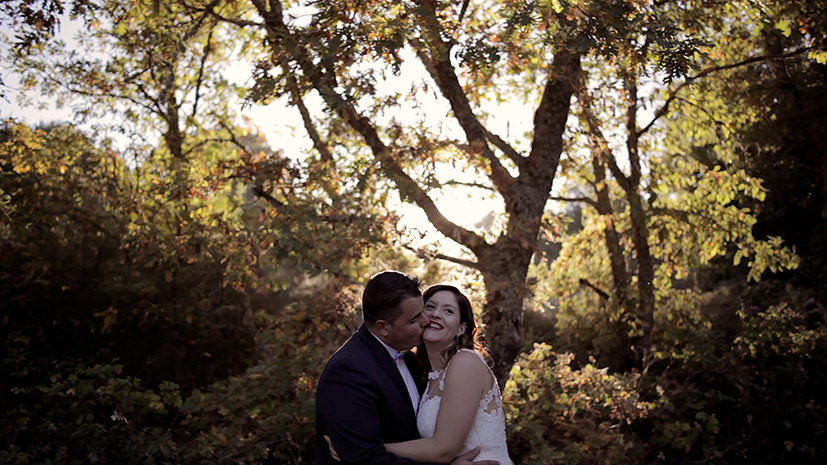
[315, 271, 495, 465]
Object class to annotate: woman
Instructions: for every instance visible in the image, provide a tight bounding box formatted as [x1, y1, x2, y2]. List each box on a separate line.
[385, 284, 513, 464]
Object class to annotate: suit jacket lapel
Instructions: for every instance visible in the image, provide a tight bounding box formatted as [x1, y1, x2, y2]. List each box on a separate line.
[356, 324, 417, 415]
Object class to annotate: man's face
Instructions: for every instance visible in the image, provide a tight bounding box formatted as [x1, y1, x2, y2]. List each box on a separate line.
[382, 296, 427, 351]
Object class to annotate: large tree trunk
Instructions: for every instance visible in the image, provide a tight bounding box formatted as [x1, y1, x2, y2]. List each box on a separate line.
[477, 238, 533, 384]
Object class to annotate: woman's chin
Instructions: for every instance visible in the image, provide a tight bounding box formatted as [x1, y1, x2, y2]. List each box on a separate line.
[423, 335, 449, 349]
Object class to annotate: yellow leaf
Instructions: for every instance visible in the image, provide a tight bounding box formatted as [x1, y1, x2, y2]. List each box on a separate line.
[775, 19, 792, 37]
[808, 49, 827, 65]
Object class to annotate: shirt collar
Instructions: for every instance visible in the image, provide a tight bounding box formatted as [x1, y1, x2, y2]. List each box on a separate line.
[368, 327, 406, 360]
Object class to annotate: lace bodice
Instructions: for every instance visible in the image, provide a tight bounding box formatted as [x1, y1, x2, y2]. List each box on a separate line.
[416, 349, 512, 464]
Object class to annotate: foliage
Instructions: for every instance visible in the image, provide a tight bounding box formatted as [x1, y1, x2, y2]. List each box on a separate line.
[648, 161, 799, 284]
[214, 0, 714, 382]
[504, 343, 649, 465]
[658, 0, 827, 263]
[177, 282, 361, 464]
[2, 363, 182, 464]
[0, 0, 96, 98]
[0, 117, 374, 461]
[0, 282, 363, 465]
[632, 280, 827, 464]
[526, 0, 804, 371]
[0, 120, 261, 395]
[2, 1, 827, 464]
[0, 0, 96, 50]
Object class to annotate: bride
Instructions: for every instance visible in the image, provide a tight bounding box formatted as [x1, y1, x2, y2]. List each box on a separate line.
[385, 284, 513, 465]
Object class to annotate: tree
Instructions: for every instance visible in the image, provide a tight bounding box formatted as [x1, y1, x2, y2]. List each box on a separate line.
[517, 0, 806, 369]
[661, 0, 827, 270]
[0, 0, 97, 97]
[4, 0, 390, 276]
[200, 0, 712, 382]
[0, 0, 396, 395]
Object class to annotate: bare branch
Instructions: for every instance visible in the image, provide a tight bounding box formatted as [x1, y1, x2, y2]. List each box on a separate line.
[442, 180, 495, 192]
[191, 29, 214, 120]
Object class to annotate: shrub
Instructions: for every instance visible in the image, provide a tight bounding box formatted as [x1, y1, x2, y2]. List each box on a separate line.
[504, 343, 649, 465]
[1, 363, 182, 464]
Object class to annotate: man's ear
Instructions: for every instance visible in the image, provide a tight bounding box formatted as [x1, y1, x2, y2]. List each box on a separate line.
[374, 320, 391, 338]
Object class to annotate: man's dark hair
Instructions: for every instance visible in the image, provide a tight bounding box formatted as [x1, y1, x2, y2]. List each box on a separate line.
[362, 271, 422, 325]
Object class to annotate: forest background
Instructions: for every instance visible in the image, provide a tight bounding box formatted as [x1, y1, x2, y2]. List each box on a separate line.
[1, 0, 826, 463]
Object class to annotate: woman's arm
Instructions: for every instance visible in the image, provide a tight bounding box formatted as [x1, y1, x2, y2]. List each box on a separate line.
[384, 351, 492, 463]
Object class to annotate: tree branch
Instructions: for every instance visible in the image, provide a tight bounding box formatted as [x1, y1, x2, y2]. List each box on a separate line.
[191, 29, 213, 120]
[639, 47, 814, 138]
[403, 245, 481, 270]
[279, 57, 336, 164]
[522, 50, 582, 213]
[442, 180, 495, 192]
[625, 75, 641, 187]
[574, 78, 632, 192]
[412, 2, 515, 196]
[482, 126, 525, 169]
[182, 136, 235, 157]
[252, 185, 285, 207]
[246, 0, 490, 254]
[548, 195, 598, 208]
[579, 278, 610, 300]
[280, 56, 343, 208]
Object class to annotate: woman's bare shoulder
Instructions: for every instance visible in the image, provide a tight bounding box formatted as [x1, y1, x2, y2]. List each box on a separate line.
[446, 349, 491, 377]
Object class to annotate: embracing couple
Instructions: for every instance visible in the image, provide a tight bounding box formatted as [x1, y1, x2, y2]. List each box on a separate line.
[315, 270, 512, 465]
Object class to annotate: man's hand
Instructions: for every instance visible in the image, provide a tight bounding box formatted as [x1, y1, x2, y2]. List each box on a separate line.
[450, 446, 500, 465]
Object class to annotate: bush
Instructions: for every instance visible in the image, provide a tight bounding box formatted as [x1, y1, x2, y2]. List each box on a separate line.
[176, 282, 361, 464]
[637, 282, 827, 465]
[1, 363, 181, 464]
[504, 343, 649, 464]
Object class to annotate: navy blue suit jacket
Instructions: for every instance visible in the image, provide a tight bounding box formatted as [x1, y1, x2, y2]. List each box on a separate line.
[316, 324, 443, 465]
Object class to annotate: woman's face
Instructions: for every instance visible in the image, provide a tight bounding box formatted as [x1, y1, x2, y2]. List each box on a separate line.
[422, 290, 466, 349]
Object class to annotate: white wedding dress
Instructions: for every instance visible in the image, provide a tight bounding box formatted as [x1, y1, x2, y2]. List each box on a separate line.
[417, 349, 513, 464]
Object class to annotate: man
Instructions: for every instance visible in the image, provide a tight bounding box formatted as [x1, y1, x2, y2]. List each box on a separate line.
[315, 271, 496, 465]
